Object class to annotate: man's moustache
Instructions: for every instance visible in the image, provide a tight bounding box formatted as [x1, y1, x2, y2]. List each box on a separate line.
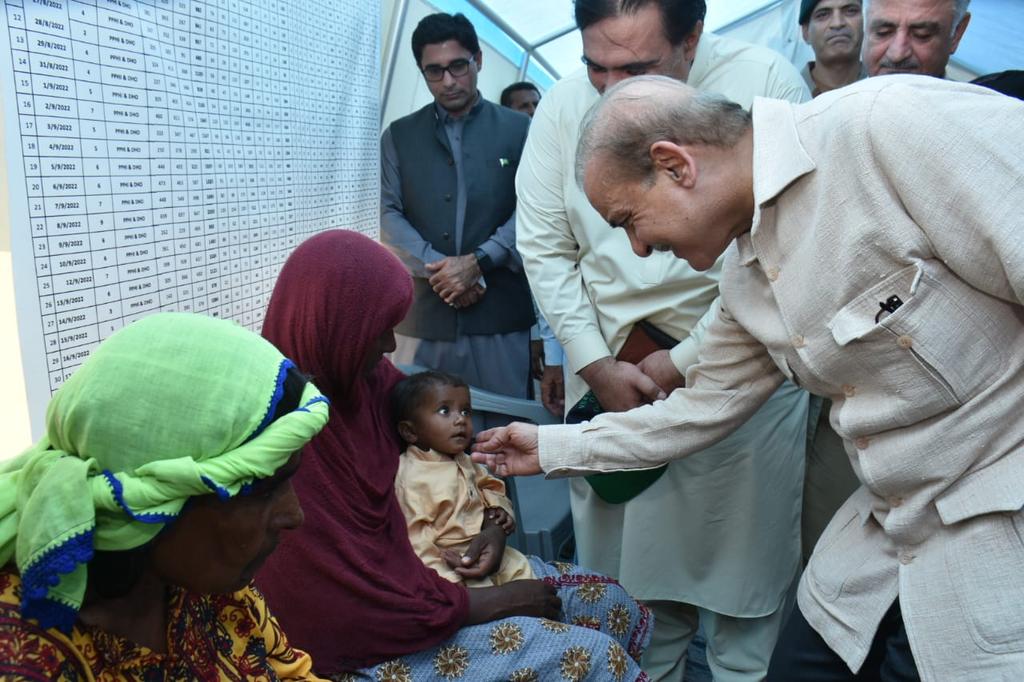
[878, 57, 921, 71]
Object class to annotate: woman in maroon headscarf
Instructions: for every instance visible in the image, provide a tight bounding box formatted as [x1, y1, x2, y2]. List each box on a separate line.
[258, 230, 650, 679]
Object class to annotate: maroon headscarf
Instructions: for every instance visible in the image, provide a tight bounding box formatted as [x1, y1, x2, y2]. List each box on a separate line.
[257, 230, 468, 672]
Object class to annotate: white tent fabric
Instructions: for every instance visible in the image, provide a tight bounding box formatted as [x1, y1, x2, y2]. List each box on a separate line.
[381, 0, 1021, 125]
[400, 0, 810, 87]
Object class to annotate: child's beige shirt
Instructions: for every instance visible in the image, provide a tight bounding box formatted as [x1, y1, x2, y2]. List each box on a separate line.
[395, 445, 534, 586]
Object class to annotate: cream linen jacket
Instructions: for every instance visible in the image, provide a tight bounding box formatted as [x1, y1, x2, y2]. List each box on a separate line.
[516, 31, 809, 408]
[540, 76, 1024, 679]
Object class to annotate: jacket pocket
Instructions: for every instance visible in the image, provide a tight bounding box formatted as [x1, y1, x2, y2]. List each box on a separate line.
[945, 509, 1024, 653]
[935, 453, 1024, 525]
[807, 489, 879, 602]
[827, 261, 1004, 430]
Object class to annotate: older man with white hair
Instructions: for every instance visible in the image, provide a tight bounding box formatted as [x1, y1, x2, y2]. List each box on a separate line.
[864, 0, 971, 77]
[474, 73, 1024, 681]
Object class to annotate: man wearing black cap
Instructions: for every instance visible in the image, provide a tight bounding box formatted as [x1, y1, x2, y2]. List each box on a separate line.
[799, 0, 867, 96]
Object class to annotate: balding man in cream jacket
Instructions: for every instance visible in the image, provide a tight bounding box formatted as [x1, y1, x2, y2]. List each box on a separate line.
[476, 75, 1024, 681]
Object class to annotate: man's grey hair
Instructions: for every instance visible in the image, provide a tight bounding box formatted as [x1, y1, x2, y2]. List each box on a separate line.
[952, 0, 971, 27]
[575, 75, 751, 187]
[865, 0, 970, 34]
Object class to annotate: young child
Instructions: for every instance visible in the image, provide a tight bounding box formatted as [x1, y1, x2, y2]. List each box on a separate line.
[391, 370, 535, 587]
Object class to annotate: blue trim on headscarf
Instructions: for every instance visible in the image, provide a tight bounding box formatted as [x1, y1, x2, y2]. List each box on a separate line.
[248, 358, 295, 442]
[296, 395, 330, 413]
[22, 595, 80, 634]
[201, 475, 232, 501]
[102, 471, 179, 523]
[20, 528, 94, 633]
[233, 364, 328, 498]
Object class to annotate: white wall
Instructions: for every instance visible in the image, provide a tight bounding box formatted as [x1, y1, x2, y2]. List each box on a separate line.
[381, 0, 522, 131]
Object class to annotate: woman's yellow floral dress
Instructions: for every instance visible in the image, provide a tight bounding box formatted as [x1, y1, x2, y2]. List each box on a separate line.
[0, 567, 325, 681]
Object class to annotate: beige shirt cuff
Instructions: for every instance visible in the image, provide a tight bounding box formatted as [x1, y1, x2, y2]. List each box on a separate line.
[562, 331, 612, 375]
[669, 336, 701, 376]
[538, 423, 591, 476]
[539, 421, 670, 477]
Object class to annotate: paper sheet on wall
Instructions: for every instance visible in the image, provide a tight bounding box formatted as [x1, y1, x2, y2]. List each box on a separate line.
[1, 0, 380, 434]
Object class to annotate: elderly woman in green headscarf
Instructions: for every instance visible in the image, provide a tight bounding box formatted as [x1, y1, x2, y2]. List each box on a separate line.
[0, 312, 330, 680]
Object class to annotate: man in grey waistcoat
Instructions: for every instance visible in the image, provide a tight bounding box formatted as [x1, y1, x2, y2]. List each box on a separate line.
[382, 13, 534, 409]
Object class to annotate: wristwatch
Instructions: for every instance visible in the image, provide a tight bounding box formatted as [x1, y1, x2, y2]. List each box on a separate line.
[472, 247, 493, 273]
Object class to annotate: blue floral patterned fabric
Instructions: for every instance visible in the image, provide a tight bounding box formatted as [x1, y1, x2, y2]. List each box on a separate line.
[334, 558, 652, 681]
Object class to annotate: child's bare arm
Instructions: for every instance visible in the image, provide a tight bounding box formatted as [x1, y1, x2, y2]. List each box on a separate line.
[486, 507, 516, 535]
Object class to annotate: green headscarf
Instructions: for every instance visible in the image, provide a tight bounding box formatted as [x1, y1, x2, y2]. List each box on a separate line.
[0, 312, 330, 631]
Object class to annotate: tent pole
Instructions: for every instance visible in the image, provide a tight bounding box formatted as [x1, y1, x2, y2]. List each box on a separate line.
[530, 25, 576, 51]
[381, 0, 411, 126]
[517, 52, 530, 81]
[463, 0, 560, 76]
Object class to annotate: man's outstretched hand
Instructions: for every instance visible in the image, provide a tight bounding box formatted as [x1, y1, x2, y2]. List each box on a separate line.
[471, 422, 543, 477]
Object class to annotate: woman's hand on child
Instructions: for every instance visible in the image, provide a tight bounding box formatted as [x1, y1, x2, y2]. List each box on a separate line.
[496, 580, 562, 620]
[487, 508, 516, 535]
[465, 581, 562, 624]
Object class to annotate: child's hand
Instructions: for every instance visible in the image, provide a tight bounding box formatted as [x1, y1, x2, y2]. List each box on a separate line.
[487, 507, 516, 535]
[441, 548, 465, 571]
[445, 526, 506, 579]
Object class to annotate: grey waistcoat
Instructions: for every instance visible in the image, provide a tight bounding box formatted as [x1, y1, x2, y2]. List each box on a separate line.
[388, 99, 535, 341]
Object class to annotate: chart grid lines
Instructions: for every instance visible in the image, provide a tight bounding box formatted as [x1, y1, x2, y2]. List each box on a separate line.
[3, 0, 379, 408]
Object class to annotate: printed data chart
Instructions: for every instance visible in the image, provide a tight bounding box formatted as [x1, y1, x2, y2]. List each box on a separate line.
[1, 0, 379, 426]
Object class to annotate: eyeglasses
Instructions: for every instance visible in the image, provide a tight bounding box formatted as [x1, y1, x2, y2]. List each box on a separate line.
[422, 58, 474, 82]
